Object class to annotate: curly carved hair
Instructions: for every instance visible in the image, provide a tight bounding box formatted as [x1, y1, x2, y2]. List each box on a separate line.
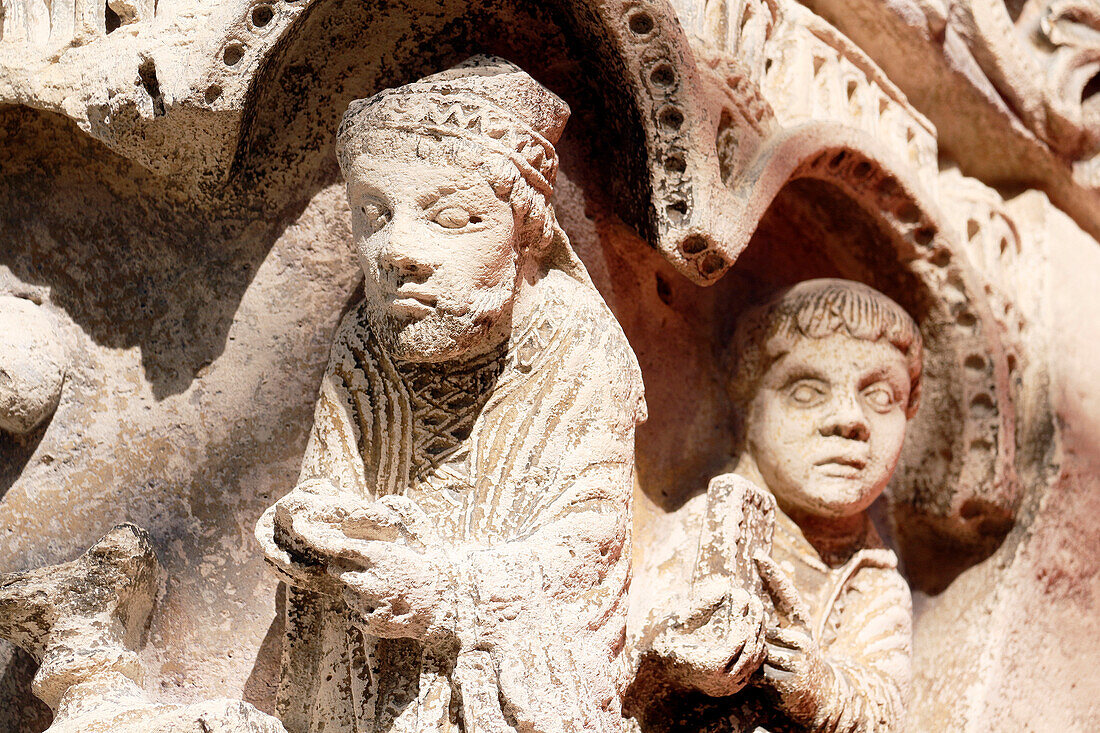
[727, 278, 923, 419]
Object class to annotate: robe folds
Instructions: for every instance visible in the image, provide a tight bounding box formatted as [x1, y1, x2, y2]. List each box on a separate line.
[276, 268, 646, 733]
[627, 482, 911, 733]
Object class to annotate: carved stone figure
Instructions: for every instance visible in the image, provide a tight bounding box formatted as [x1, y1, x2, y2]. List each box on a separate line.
[0, 524, 286, 732]
[254, 56, 647, 733]
[7, 0, 1100, 728]
[631, 279, 915, 732]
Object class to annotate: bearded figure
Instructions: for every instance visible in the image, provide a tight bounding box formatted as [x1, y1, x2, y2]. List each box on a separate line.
[255, 56, 646, 733]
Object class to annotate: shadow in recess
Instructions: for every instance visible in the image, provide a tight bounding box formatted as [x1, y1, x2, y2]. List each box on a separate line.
[0, 106, 319, 401]
[0, 643, 51, 733]
[242, 584, 285, 716]
[0, 426, 46, 502]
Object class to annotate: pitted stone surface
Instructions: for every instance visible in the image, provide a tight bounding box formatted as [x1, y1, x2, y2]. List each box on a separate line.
[1, 0, 1099, 731]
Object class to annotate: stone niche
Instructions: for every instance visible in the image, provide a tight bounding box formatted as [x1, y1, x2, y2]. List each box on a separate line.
[1, 0, 1099, 731]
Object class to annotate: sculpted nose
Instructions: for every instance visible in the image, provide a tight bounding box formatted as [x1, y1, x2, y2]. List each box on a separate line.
[820, 396, 871, 442]
[379, 220, 433, 282]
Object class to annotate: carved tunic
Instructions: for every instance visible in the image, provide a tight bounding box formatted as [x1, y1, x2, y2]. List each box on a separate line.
[629, 490, 911, 733]
[278, 268, 646, 733]
[754, 511, 912, 733]
[716, 509, 912, 733]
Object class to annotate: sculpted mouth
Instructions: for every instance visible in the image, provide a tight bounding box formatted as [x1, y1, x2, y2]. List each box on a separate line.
[387, 288, 437, 308]
[815, 457, 867, 470]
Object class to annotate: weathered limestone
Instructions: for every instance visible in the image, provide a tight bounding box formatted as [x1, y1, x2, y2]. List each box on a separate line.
[800, 0, 1100, 242]
[0, 295, 66, 435]
[0, 524, 286, 731]
[255, 57, 646, 733]
[630, 280, 916, 732]
[2, 0, 1099, 731]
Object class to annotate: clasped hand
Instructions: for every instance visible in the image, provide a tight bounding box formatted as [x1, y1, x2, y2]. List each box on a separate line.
[753, 552, 833, 719]
[650, 552, 833, 708]
[649, 580, 768, 697]
[256, 479, 454, 641]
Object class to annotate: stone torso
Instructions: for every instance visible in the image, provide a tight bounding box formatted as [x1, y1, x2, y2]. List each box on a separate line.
[281, 269, 646, 733]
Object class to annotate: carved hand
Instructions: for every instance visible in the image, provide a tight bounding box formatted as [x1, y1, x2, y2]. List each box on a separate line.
[649, 580, 768, 697]
[755, 553, 835, 723]
[760, 624, 834, 719]
[329, 495, 457, 642]
[256, 478, 357, 597]
[259, 484, 456, 642]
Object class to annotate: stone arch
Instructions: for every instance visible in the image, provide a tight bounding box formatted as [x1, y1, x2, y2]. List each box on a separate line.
[715, 123, 1020, 591]
[220, 0, 648, 204]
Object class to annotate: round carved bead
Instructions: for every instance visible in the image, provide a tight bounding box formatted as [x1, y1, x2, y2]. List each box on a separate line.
[0, 296, 66, 435]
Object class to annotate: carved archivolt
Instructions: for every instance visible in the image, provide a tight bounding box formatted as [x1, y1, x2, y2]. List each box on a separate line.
[0, 0, 1046, 603]
[671, 0, 1032, 553]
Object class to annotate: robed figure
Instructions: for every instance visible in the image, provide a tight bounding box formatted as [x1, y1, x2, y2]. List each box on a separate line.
[256, 57, 646, 733]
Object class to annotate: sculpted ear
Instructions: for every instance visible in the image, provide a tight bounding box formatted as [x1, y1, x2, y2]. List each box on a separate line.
[526, 203, 557, 258]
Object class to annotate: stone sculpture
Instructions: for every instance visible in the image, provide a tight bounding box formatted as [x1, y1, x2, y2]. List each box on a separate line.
[631, 279, 915, 732]
[0, 524, 286, 732]
[952, 0, 1100, 162]
[254, 56, 647, 733]
[6, 0, 1100, 729]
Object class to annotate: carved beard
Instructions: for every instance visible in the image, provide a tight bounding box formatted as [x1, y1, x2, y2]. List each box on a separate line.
[365, 276, 518, 364]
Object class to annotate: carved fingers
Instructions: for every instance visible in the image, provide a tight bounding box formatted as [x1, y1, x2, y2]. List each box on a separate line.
[750, 554, 834, 718]
[754, 550, 811, 627]
[724, 589, 769, 685]
[327, 544, 452, 641]
[256, 480, 348, 596]
[651, 586, 768, 697]
[760, 625, 834, 723]
[762, 626, 815, 676]
[342, 494, 440, 549]
[257, 482, 455, 641]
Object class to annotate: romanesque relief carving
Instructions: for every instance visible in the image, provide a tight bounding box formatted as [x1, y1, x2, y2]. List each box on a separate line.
[629, 280, 914, 732]
[953, 0, 1100, 165]
[254, 56, 647, 733]
[678, 0, 1027, 567]
[0, 524, 286, 732]
[0, 0, 151, 49]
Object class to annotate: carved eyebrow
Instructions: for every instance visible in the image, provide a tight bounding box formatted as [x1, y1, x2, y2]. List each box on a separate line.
[858, 364, 908, 389]
[774, 362, 828, 387]
[417, 185, 472, 209]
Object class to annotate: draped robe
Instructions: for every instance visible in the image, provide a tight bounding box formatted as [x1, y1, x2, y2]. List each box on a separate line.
[628, 488, 911, 733]
[275, 267, 646, 733]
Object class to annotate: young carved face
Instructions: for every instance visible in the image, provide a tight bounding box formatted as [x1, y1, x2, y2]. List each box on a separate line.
[344, 142, 521, 363]
[744, 333, 911, 519]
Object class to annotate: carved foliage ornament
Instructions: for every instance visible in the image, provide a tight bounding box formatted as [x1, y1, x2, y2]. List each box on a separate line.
[956, 0, 1100, 162]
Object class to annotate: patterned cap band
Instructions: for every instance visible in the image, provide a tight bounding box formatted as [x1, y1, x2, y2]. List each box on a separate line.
[338, 91, 559, 195]
[336, 56, 570, 197]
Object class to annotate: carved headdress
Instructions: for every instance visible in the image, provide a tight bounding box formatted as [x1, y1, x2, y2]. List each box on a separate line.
[336, 55, 569, 197]
[337, 55, 590, 283]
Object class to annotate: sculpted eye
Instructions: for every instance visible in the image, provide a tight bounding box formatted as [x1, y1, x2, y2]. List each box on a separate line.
[432, 207, 481, 229]
[862, 383, 897, 411]
[358, 200, 391, 234]
[788, 380, 826, 406]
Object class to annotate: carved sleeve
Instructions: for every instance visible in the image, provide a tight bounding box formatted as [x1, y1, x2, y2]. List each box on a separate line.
[461, 308, 644, 612]
[297, 311, 371, 495]
[807, 566, 912, 733]
[452, 299, 646, 730]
